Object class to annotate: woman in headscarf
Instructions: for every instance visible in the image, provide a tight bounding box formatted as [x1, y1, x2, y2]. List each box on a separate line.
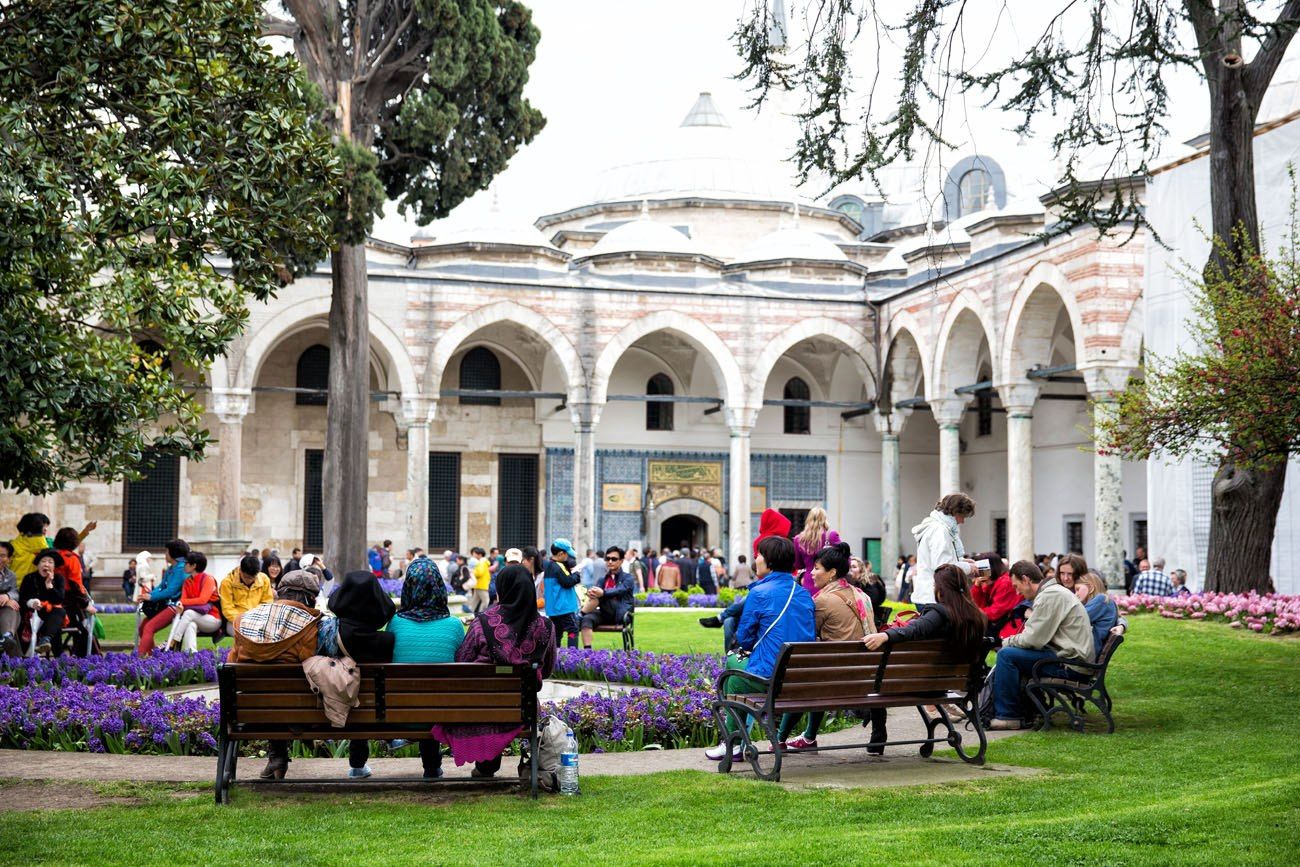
[433, 551, 556, 778]
[388, 558, 464, 779]
[326, 570, 397, 779]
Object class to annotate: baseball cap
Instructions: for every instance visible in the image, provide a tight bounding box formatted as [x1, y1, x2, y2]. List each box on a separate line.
[551, 538, 577, 559]
[505, 547, 523, 563]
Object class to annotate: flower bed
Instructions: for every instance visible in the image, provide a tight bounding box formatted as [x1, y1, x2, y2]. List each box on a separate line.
[0, 649, 225, 689]
[1117, 592, 1300, 634]
[93, 603, 137, 615]
[635, 587, 745, 608]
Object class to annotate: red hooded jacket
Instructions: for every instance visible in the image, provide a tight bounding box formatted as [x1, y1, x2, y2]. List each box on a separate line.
[753, 509, 793, 558]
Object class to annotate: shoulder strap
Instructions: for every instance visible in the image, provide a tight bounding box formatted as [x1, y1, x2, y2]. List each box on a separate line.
[478, 613, 502, 664]
[753, 582, 797, 652]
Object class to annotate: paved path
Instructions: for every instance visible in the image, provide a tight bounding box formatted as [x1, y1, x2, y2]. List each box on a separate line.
[0, 709, 1031, 792]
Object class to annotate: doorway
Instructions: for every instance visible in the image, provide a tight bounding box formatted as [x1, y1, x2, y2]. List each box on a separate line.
[660, 515, 706, 553]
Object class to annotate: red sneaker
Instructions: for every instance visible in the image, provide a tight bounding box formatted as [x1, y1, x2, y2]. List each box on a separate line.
[786, 735, 818, 751]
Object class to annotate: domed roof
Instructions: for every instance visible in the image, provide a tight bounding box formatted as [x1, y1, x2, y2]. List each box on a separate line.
[591, 92, 806, 204]
[412, 191, 558, 250]
[736, 224, 849, 263]
[587, 211, 697, 257]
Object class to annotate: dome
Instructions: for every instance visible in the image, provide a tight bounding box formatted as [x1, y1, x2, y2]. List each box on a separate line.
[590, 92, 806, 204]
[412, 191, 558, 250]
[736, 225, 849, 263]
[587, 215, 697, 257]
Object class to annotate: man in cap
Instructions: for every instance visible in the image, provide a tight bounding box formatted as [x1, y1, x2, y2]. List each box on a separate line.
[543, 538, 582, 648]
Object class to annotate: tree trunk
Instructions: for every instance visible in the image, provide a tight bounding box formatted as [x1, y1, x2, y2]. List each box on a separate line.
[1199, 46, 1287, 593]
[1204, 460, 1287, 593]
[322, 242, 370, 574]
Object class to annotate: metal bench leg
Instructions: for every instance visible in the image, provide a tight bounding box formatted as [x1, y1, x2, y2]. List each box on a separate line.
[712, 700, 751, 775]
[215, 735, 229, 805]
[917, 706, 942, 758]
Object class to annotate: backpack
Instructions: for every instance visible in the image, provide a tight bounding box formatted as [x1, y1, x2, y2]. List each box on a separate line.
[518, 715, 569, 793]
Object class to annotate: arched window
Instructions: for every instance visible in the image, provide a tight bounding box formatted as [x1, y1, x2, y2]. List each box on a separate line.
[958, 169, 992, 216]
[646, 373, 674, 431]
[830, 195, 865, 226]
[295, 344, 329, 406]
[459, 346, 501, 405]
[783, 377, 811, 435]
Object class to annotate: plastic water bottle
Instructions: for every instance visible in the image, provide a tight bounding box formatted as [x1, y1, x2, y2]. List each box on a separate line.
[559, 729, 580, 795]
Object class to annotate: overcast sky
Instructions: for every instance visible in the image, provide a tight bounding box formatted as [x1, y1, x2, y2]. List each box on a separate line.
[371, 0, 1223, 245]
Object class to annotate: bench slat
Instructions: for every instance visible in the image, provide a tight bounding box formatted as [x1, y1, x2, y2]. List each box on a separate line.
[234, 677, 525, 695]
[234, 692, 522, 710]
[731, 692, 967, 712]
[236, 708, 522, 725]
[227, 728, 440, 740]
[778, 662, 970, 684]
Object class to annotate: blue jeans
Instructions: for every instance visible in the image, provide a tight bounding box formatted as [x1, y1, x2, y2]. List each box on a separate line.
[721, 599, 745, 652]
[993, 646, 1070, 720]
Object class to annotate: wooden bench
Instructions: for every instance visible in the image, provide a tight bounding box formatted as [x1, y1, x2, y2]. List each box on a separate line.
[1025, 633, 1124, 733]
[215, 662, 540, 803]
[712, 638, 989, 781]
[591, 611, 635, 651]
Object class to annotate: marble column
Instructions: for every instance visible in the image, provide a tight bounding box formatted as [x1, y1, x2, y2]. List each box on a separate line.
[1001, 383, 1040, 561]
[726, 407, 758, 564]
[398, 396, 435, 551]
[930, 397, 969, 499]
[570, 401, 604, 554]
[1084, 367, 1133, 588]
[211, 389, 251, 540]
[874, 410, 911, 575]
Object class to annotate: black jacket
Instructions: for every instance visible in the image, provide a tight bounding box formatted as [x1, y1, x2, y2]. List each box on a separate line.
[885, 603, 951, 644]
[20, 571, 65, 610]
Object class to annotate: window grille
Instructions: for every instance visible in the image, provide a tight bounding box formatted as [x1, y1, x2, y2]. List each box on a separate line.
[122, 451, 180, 549]
[428, 452, 461, 551]
[783, 378, 811, 435]
[994, 517, 1008, 559]
[460, 347, 501, 405]
[303, 449, 324, 550]
[977, 388, 994, 437]
[646, 373, 674, 431]
[1066, 520, 1084, 555]
[497, 453, 539, 549]
[296, 345, 329, 406]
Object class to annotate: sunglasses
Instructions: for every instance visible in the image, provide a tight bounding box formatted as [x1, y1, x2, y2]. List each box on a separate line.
[605, 556, 622, 562]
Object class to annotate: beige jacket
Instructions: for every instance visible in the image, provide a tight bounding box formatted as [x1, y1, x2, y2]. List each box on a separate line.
[1003, 578, 1095, 664]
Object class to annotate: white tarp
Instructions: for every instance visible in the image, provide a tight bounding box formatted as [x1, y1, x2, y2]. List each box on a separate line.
[1145, 119, 1300, 593]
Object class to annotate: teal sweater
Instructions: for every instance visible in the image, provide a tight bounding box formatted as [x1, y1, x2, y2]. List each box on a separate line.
[388, 615, 466, 663]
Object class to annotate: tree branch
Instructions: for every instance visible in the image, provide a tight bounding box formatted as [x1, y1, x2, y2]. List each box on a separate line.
[261, 14, 299, 39]
[1245, 0, 1300, 103]
[1183, 0, 1222, 81]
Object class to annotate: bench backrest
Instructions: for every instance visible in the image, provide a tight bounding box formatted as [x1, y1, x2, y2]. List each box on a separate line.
[218, 662, 535, 737]
[769, 640, 984, 704]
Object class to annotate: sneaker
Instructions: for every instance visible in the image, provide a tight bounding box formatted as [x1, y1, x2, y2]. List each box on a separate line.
[388, 739, 411, 750]
[987, 718, 1022, 731]
[347, 765, 373, 779]
[698, 616, 722, 628]
[36, 639, 52, 658]
[1, 633, 18, 657]
[704, 741, 743, 761]
[785, 735, 818, 751]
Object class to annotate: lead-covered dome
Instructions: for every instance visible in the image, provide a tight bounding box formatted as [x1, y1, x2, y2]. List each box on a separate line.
[736, 225, 849, 263]
[587, 212, 697, 257]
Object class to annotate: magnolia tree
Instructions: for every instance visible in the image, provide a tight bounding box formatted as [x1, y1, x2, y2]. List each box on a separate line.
[737, 0, 1300, 589]
[265, 1, 545, 571]
[0, 0, 337, 495]
[1099, 226, 1300, 592]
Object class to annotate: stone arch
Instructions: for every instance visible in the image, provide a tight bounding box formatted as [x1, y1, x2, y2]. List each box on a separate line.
[424, 300, 582, 399]
[746, 316, 875, 408]
[882, 314, 930, 407]
[592, 312, 745, 408]
[931, 290, 997, 398]
[1118, 300, 1145, 370]
[235, 297, 419, 397]
[1001, 262, 1087, 383]
[206, 355, 231, 391]
[651, 496, 723, 549]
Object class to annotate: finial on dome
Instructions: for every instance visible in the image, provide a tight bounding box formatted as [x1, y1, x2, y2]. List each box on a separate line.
[792, 199, 801, 227]
[680, 92, 729, 128]
[640, 199, 651, 220]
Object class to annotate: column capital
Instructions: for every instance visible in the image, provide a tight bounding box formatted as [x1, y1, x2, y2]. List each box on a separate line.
[725, 405, 759, 432]
[929, 396, 970, 427]
[1081, 365, 1136, 399]
[210, 388, 251, 425]
[568, 400, 604, 430]
[873, 409, 911, 437]
[997, 381, 1040, 416]
[396, 394, 435, 429]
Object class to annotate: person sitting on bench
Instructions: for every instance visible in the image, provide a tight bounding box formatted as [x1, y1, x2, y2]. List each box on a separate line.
[987, 560, 1095, 730]
[580, 546, 636, 649]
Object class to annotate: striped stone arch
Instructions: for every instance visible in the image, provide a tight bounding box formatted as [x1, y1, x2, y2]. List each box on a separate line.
[592, 311, 746, 409]
[1001, 261, 1088, 383]
[745, 316, 876, 409]
[930, 289, 999, 399]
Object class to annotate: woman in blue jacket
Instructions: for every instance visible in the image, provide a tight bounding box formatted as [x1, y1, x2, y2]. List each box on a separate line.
[705, 535, 815, 761]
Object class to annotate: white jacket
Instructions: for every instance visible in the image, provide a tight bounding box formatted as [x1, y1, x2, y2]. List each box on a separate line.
[910, 511, 963, 605]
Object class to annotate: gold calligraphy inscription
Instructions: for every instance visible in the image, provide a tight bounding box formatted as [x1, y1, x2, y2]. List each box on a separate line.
[648, 460, 722, 485]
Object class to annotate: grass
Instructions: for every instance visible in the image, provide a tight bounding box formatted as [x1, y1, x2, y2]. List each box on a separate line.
[13, 615, 1299, 864]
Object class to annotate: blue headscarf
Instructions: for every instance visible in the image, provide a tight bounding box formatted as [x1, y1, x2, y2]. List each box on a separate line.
[397, 558, 449, 623]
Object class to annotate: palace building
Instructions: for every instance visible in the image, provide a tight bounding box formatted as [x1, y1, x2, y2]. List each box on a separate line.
[9, 82, 1300, 593]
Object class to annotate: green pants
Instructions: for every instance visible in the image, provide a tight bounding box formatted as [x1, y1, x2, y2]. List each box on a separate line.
[777, 712, 825, 742]
[719, 654, 768, 735]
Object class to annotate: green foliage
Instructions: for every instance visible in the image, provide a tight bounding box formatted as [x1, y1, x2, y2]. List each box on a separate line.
[685, 585, 705, 596]
[0, 0, 337, 494]
[1098, 222, 1300, 471]
[671, 589, 689, 607]
[717, 587, 736, 606]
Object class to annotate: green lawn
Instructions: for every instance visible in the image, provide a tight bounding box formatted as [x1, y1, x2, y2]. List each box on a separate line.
[11, 614, 1299, 864]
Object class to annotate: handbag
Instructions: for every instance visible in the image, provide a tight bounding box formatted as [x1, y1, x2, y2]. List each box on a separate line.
[885, 609, 919, 631]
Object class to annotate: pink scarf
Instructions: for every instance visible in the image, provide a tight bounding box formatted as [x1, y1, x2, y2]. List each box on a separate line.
[813, 579, 874, 631]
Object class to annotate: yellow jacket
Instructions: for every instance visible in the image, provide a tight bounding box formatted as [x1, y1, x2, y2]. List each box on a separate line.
[9, 534, 51, 582]
[472, 559, 491, 591]
[219, 567, 274, 622]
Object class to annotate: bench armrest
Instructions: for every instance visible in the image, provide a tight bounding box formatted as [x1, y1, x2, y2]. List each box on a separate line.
[1029, 655, 1101, 679]
[713, 666, 770, 698]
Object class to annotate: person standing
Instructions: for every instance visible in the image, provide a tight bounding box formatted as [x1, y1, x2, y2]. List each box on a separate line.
[694, 549, 717, 594]
[910, 494, 976, 606]
[468, 547, 491, 613]
[655, 553, 682, 593]
[730, 555, 753, 590]
[793, 508, 842, 593]
[542, 539, 582, 648]
[627, 547, 647, 592]
[578, 549, 600, 589]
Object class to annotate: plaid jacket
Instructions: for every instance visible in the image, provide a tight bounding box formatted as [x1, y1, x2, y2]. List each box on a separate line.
[1132, 570, 1176, 597]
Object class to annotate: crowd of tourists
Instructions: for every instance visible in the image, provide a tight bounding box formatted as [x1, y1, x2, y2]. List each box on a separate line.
[1, 513, 98, 657]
